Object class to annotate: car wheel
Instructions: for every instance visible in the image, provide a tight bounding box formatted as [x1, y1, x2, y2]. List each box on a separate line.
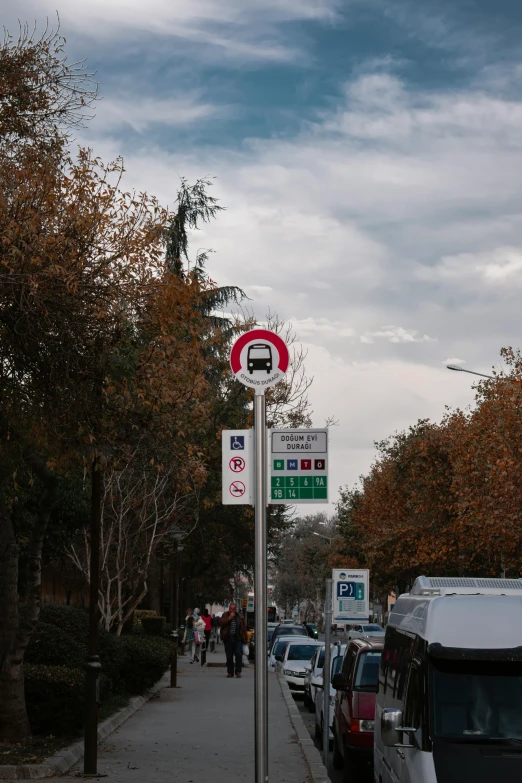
[332, 729, 343, 770]
[343, 747, 361, 783]
[314, 716, 321, 745]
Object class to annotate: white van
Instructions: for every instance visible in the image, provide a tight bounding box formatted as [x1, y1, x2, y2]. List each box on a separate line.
[374, 576, 522, 783]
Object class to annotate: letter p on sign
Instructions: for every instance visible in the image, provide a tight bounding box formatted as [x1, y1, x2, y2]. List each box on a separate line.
[337, 581, 355, 598]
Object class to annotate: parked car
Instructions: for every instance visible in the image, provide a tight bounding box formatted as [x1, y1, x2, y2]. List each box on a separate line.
[347, 623, 385, 641]
[313, 645, 346, 748]
[304, 645, 325, 710]
[268, 624, 308, 653]
[275, 639, 322, 692]
[305, 622, 318, 639]
[332, 638, 382, 780]
[268, 636, 295, 671]
[376, 576, 522, 783]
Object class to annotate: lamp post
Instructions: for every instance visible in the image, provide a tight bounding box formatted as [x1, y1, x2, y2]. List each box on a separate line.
[169, 528, 186, 689]
[312, 531, 333, 544]
[446, 364, 494, 380]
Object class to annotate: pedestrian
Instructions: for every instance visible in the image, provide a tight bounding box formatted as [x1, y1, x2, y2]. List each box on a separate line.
[219, 602, 248, 678]
[185, 608, 193, 624]
[183, 616, 198, 664]
[202, 608, 212, 649]
[212, 613, 220, 644]
[194, 613, 205, 662]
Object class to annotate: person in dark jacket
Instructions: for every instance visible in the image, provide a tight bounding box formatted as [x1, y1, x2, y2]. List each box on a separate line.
[219, 603, 248, 678]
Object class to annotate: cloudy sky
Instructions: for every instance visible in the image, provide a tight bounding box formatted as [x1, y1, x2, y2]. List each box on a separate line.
[9, 0, 522, 510]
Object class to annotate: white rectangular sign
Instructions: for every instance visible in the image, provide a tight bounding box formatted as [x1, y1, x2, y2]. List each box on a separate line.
[222, 430, 254, 505]
[269, 428, 328, 504]
[332, 568, 370, 623]
[271, 431, 327, 453]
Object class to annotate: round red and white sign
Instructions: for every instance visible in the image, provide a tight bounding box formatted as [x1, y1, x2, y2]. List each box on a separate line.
[230, 329, 290, 393]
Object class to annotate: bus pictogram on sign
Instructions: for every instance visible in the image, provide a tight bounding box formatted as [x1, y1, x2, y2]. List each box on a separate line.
[229, 456, 246, 473]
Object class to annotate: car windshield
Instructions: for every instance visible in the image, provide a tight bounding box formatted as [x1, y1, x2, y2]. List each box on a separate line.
[287, 644, 320, 661]
[317, 650, 325, 669]
[353, 651, 381, 691]
[277, 628, 306, 636]
[273, 640, 289, 657]
[363, 625, 383, 632]
[249, 347, 270, 358]
[268, 630, 274, 641]
[431, 658, 522, 740]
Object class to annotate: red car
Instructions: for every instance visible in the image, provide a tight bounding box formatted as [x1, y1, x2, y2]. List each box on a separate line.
[332, 637, 382, 780]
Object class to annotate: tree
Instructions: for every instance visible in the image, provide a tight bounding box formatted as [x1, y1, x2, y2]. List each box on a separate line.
[338, 347, 522, 596]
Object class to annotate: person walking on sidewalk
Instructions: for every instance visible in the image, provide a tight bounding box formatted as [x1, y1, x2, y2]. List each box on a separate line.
[220, 603, 248, 678]
[202, 608, 212, 649]
[183, 616, 198, 663]
[212, 613, 220, 644]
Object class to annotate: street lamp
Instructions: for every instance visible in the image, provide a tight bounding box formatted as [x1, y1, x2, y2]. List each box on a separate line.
[446, 364, 494, 380]
[313, 531, 332, 544]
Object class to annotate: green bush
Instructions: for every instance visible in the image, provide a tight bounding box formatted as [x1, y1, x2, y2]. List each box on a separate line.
[39, 604, 90, 640]
[133, 609, 157, 631]
[141, 616, 166, 636]
[26, 622, 85, 668]
[117, 635, 172, 693]
[25, 664, 84, 736]
[37, 605, 125, 692]
[25, 664, 112, 737]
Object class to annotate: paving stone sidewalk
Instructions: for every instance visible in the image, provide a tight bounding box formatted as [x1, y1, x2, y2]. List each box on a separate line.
[61, 648, 313, 783]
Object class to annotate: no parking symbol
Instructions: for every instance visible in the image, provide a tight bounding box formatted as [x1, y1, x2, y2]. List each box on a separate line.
[229, 456, 246, 473]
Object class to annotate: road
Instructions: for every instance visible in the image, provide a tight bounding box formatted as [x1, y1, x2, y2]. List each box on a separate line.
[293, 692, 344, 783]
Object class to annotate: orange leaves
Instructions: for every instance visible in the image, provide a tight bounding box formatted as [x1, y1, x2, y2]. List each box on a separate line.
[340, 360, 522, 592]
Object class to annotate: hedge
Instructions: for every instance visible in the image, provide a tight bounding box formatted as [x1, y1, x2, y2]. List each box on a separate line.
[22, 606, 173, 736]
[141, 616, 166, 636]
[117, 635, 172, 693]
[26, 621, 85, 669]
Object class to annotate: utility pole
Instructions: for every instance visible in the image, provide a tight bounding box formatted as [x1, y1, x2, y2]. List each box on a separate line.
[84, 456, 103, 776]
[323, 578, 333, 768]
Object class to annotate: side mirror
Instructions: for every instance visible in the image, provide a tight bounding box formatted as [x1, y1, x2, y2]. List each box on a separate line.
[381, 708, 415, 748]
[332, 673, 346, 691]
[275, 654, 284, 663]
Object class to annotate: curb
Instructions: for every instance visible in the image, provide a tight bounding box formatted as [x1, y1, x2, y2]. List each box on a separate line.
[277, 674, 331, 783]
[0, 672, 171, 780]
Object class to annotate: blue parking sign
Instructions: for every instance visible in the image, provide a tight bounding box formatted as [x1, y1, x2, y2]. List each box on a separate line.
[231, 435, 245, 450]
[337, 581, 356, 599]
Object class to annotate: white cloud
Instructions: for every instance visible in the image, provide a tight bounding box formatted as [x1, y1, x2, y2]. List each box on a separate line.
[361, 326, 437, 344]
[94, 96, 224, 133]
[11, 0, 340, 63]
[443, 357, 466, 366]
[419, 247, 522, 286]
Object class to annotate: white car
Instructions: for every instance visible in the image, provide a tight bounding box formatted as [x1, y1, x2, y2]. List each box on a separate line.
[303, 645, 325, 711]
[314, 644, 346, 748]
[347, 623, 385, 641]
[268, 636, 296, 671]
[275, 639, 322, 692]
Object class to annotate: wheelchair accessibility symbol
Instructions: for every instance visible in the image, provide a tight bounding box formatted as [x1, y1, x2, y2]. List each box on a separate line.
[229, 456, 245, 473]
[231, 436, 245, 450]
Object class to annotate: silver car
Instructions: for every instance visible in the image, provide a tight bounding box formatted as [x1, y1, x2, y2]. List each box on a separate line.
[275, 639, 322, 692]
[347, 623, 385, 641]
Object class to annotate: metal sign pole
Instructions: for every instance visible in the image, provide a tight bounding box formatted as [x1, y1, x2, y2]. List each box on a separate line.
[323, 578, 333, 768]
[254, 391, 268, 783]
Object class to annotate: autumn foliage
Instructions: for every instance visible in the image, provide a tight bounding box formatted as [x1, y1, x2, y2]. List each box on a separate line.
[339, 348, 522, 594]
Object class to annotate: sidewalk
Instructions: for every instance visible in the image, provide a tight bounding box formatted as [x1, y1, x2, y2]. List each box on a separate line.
[62, 647, 314, 783]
